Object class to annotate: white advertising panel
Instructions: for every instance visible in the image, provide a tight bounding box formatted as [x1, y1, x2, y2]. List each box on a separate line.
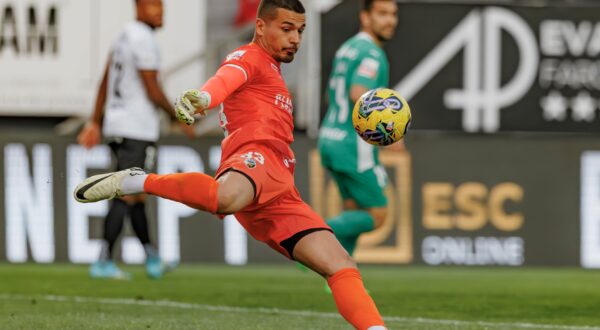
[0, 0, 206, 116]
[581, 151, 600, 269]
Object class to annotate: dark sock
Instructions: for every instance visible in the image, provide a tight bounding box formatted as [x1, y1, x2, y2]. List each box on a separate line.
[103, 199, 128, 259]
[143, 244, 158, 258]
[98, 242, 110, 262]
[326, 211, 375, 255]
[129, 202, 152, 246]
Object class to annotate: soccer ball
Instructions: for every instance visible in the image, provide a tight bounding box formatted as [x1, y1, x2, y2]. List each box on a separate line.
[352, 88, 411, 146]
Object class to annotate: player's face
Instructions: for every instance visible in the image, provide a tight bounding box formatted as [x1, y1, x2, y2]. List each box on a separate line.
[363, 1, 398, 42]
[138, 0, 164, 29]
[259, 9, 306, 63]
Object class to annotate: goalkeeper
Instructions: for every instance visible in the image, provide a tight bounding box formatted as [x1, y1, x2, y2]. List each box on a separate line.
[74, 0, 388, 329]
[318, 0, 403, 257]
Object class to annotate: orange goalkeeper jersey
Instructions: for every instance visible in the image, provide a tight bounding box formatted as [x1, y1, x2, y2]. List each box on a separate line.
[216, 43, 295, 159]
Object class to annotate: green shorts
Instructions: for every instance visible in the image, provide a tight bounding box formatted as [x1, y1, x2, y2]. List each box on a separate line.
[326, 165, 388, 209]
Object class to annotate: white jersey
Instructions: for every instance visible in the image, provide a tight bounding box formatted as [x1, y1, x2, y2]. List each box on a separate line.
[103, 21, 161, 142]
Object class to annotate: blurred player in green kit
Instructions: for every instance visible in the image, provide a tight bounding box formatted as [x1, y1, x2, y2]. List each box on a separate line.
[318, 0, 403, 257]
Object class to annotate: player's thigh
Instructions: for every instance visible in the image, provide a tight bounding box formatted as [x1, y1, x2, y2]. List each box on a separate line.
[216, 143, 294, 208]
[341, 166, 388, 209]
[216, 170, 255, 214]
[236, 192, 331, 259]
[293, 230, 357, 278]
[274, 196, 356, 277]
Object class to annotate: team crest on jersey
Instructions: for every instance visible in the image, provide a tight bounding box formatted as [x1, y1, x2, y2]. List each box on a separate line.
[244, 158, 257, 169]
[241, 151, 264, 169]
[226, 50, 247, 62]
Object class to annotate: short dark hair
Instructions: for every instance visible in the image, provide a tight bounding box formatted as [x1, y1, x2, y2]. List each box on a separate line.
[257, 0, 305, 20]
[363, 0, 394, 12]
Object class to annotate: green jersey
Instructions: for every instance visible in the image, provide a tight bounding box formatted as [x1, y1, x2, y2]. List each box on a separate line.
[318, 32, 390, 173]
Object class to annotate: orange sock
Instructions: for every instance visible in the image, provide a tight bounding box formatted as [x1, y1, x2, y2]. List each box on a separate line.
[144, 173, 219, 213]
[327, 268, 385, 330]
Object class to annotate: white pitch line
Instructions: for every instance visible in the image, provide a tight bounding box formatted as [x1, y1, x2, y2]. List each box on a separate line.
[1, 294, 599, 330]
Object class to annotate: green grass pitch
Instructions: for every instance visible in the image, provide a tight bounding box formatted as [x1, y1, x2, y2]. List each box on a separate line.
[0, 263, 599, 329]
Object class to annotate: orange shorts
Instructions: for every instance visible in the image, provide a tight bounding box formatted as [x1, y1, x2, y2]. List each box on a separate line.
[215, 142, 331, 259]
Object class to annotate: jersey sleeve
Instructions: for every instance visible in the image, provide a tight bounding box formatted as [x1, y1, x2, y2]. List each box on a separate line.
[201, 65, 248, 108]
[220, 48, 261, 82]
[350, 51, 384, 90]
[131, 30, 160, 71]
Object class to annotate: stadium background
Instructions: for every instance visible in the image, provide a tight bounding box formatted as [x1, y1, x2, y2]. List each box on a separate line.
[1, 0, 600, 270]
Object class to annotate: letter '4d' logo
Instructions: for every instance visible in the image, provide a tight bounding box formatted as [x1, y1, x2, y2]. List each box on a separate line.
[240, 152, 264, 169]
[394, 7, 538, 133]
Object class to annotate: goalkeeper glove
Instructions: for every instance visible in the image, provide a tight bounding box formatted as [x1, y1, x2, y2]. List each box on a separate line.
[174, 89, 211, 125]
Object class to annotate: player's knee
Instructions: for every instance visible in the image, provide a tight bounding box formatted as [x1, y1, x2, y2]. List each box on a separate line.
[119, 195, 137, 205]
[216, 170, 255, 213]
[369, 207, 388, 229]
[324, 254, 357, 277]
[343, 199, 358, 210]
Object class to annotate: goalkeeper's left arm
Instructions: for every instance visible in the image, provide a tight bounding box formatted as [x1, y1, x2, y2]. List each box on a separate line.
[175, 65, 247, 125]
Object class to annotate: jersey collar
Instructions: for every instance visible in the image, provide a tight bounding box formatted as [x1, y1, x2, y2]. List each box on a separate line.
[249, 42, 281, 69]
[356, 31, 382, 49]
[135, 19, 156, 32]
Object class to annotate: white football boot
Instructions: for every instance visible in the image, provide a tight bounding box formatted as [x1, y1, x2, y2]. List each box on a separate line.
[74, 167, 146, 203]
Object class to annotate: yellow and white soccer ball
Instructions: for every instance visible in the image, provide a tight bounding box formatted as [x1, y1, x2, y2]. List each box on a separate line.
[352, 88, 411, 146]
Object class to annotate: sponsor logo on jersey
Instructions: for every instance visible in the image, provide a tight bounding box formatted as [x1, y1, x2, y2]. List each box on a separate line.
[226, 50, 247, 62]
[275, 94, 293, 114]
[357, 58, 379, 79]
[283, 157, 296, 168]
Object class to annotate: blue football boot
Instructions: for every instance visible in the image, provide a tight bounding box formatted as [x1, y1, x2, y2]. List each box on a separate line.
[89, 261, 131, 280]
[145, 255, 164, 279]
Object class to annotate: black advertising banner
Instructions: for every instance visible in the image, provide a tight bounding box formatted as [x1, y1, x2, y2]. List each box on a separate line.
[407, 133, 597, 267]
[312, 132, 600, 267]
[322, 1, 600, 133]
[0, 133, 286, 265]
[2, 132, 600, 267]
